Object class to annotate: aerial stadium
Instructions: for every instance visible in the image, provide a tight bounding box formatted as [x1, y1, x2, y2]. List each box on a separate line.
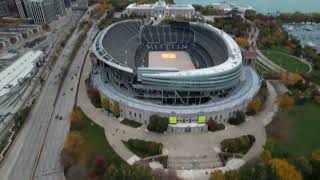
[91, 20, 261, 133]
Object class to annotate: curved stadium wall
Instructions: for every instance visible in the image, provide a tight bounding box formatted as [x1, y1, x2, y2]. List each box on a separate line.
[91, 20, 260, 132]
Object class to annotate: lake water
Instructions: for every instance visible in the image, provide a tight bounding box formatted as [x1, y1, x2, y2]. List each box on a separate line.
[175, 0, 320, 14]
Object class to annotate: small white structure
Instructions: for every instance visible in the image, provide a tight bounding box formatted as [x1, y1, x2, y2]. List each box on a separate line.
[126, 0, 195, 18]
[0, 50, 43, 103]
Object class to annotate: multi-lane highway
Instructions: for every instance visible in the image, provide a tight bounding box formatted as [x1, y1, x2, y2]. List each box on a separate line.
[0, 9, 93, 180]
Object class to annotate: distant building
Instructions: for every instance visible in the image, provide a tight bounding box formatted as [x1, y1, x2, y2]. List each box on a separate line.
[15, 0, 28, 18]
[15, 0, 66, 22]
[29, 0, 57, 23]
[0, 0, 10, 17]
[53, 0, 66, 17]
[126, 0, 195, 18]
[77, 0, 88, 10]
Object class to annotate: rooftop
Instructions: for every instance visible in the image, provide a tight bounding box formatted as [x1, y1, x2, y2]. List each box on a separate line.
[0, 50, 43, 97]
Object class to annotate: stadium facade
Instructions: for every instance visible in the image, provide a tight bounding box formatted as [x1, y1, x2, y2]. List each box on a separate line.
[91, 20, 260, 133]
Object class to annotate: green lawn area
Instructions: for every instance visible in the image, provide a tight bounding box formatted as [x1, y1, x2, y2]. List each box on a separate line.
[310, 70, 320, 85]
[74, 107, 126, 167]
[262, 49, 309, 73]
[285, 102, 320, 155]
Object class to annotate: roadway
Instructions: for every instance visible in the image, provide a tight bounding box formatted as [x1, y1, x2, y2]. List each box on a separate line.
[33, 20, 99, 180]
[0, 9, 87, 180]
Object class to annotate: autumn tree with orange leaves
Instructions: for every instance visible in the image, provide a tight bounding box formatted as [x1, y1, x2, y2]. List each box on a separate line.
[269, 159, 302, 180]
[210, 170, 225, 180]
[277, 94, 294, 112]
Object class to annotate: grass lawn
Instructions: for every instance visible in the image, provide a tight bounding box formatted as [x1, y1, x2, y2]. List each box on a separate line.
[121, 119, 142, 128]
[285, 102, 320, 155]
[262, 49, 309, 73]
[73, 107, 126, 168]
[310, 70, 320, 85]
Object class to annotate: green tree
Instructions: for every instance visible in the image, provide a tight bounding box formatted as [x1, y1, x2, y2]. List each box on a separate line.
[228, 111, 246, 125]
[225, 170, 239, 180]
[147, 115, 169, 133]
[310, 149, 320, 180]
[289, 156, 312, 179]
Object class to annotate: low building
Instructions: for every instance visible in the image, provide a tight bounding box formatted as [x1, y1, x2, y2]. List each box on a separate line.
[0, 50, 43, 104]
[126, 0, 195, 18]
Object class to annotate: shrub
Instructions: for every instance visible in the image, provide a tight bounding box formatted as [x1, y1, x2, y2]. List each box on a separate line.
[228, 111, 246, 125]
[87, 87, 101, 108]
[220, 135, 255, 154]
[124, 139, 163, 158]
[206, 120, 225, 132]
[121, 119, 142, 128]
[246, 96, 262, 115]
[101, 98, 110, 111]
[147, 115, 168, 133]
[69, 109, 86, 131]
[91, 155, 106, 175]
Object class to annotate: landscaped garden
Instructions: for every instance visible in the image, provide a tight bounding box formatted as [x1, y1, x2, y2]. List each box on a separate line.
[61, 107, 153, 179]
[262, 49, 310, 73]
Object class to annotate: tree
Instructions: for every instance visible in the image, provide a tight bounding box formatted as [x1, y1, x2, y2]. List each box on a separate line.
[63, 131, 88, 164]
[69, 108, 86, 131]
[147, 115, 168, 133]
[91, 155, 106, 175]
[261, 149, 272, 163]
[269, 159, 302, 180]
[101, 98, 110, 111]
[60, 148, 77, 171]
[310, 149, 320, 179]
[206, 119, 225, 132]
[111, 101, 120, 118]
[277, 94, 294, 112]
[289, 156, 312, 179]
[245, 10, 257, 21]
[87, 87, 101, 108]
[69, 111, 78, 123]
[228, 111, 246, 125]
[225, 170, 239, 180]
[235, 37, 250, 49]
[280, 72, 303, 86]
[210, 170, 225, 180]
[247, 96, 262, 115]
[239, 163, 276, 180]
[220, 135, 255, 154]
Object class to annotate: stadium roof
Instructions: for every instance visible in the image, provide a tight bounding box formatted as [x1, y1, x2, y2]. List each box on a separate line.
[0, 50, 43, 97]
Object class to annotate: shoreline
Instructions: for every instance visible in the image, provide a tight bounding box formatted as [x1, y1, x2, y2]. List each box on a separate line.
[174, 0, 320, 15]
